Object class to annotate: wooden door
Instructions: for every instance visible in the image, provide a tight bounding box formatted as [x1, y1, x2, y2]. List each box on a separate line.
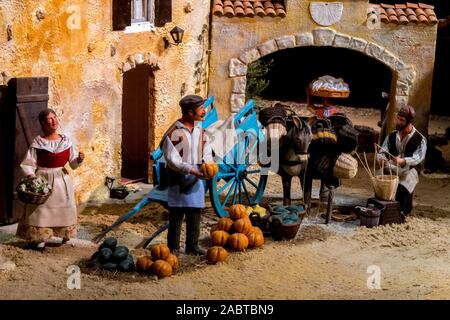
[0, 77, 48, 223]
[121, 65, 154, 182]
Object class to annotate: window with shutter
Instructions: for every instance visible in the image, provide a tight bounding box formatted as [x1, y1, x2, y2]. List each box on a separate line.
[113, 0, 172, 32]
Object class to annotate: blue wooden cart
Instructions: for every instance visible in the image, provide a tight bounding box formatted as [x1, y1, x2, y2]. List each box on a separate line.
[93, 96, 268, 244]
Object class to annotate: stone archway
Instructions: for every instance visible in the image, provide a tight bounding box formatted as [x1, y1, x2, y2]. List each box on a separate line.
[120, 52, 160, 73]
[228, 28, 416, 118]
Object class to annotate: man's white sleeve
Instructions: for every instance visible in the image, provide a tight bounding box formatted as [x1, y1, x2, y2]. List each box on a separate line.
[162, 136, 194, 174]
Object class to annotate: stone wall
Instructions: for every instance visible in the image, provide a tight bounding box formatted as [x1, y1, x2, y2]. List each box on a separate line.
[0, 0, 211, 203]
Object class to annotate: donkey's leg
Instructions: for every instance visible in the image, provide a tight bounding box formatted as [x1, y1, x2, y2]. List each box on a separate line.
[302, 168, 313, 214]
[281, 172, 293, 206]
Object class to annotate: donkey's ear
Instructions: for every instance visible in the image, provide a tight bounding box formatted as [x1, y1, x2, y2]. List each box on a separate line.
[292, 116, 301, 129]
[306, 116, 317, 126]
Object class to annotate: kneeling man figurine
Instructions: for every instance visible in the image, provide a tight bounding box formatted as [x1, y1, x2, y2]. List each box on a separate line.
[376, 105, 427, 215]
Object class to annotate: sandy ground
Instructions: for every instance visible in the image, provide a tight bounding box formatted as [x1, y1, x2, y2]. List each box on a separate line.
[1, 107, 449, 300]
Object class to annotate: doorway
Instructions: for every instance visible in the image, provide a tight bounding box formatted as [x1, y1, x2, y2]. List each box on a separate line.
[121, 64, 154, 183]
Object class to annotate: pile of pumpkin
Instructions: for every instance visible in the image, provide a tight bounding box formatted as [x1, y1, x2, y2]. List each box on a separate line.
[207, 204, 265, 264]
[135, 244, 179, 279]
[87, 237, 135, 272]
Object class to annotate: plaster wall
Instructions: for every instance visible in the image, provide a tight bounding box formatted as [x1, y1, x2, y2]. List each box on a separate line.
[0, 0, 211, 203]
[209, 0, 437, 135]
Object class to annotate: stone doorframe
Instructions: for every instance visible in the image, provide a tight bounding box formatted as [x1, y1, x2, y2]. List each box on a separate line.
[119, 52, 161, 73]
[228, 28, 416, 114]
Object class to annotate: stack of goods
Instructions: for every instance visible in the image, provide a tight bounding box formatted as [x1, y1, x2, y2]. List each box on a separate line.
[309, 118, 338, 156]
[328, 114, 359, 154]
[207, 204, 265, 264]
[135, 244, 179, 278]
[258, 102, 287, 128]
[87, 237, 135, 272]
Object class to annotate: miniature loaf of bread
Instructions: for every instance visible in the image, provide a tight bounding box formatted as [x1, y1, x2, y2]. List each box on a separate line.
[310, 75, 350, 96]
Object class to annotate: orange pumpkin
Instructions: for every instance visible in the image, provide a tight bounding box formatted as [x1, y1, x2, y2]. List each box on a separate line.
[165, 253, 179, 271]
[233, 218, 252, 235]
[227, 233, 249, 251]
[206, 246, 229, 264]
[211, 230, 230, 246]
[247, 231, 265, 248]
[229, 204, 247, 220]
[200, 162, 218, 179]
[210, 224, 219, 236]
[217, 217, 234, 232]
[252, 226, 264, 237]
[136, 255, 153, 273]
[151, 244, 170, 261]
[151, 260, 173, 278]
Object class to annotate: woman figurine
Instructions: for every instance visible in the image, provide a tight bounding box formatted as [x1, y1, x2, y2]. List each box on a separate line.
[16, 109, 84, 251]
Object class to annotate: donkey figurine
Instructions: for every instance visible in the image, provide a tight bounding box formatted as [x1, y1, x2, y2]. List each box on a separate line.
[264, 105, 314, 206]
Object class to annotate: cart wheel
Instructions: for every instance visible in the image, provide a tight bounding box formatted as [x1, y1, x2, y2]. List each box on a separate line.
[209, 130, 268, 218]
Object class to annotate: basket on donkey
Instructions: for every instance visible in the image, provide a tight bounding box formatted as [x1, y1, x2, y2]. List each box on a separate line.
[16, 176, 52, 205]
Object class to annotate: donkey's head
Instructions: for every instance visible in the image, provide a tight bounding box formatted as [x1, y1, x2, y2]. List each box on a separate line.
[285, 115, 313, 163]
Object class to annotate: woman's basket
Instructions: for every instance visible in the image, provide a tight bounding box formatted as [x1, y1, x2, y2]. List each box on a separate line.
[333, 153, 358, 179]
[371, 175, 399, 201]
[16, 177, 52, 205]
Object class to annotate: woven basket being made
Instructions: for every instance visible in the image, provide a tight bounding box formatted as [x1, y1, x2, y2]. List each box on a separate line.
[333, 153, 358, 179]
[371, 175, 399, 201]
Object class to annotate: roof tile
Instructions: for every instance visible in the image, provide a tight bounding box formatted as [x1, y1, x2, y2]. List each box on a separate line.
[244, 7, 255, 17]
[235, 1, 244, 9]
[399, 15, 409, 24]
[266, 7, 276, 17]
[255, 6, 265, 17]
[406, 3, 419, 9]
[418, 3, 434, 9]
[395, 8, 406, 16]
[223, 6, 235, 17]
[369, 2, 437, 26]
[276, 8, 286, 18]
[214, 4, 224, 16]
[212, 0, 286, 18]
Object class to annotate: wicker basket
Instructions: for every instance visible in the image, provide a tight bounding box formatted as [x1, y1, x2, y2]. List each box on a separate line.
[269, 212, 305, 240]
[371, 175, 399, 201]
[333, 153, 358, 179]
[16, 178, 52, 205]
[16, 188, 51, 205]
